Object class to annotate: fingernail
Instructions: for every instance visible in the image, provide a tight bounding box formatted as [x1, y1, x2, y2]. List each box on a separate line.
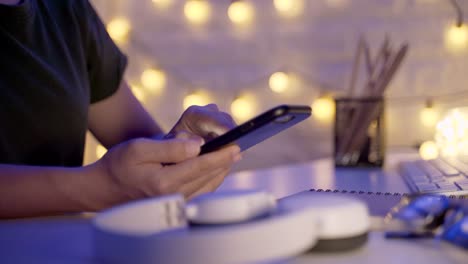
[185, 140, 201, 156]
[233, 153, 242, 162]
[191, 137, 204, 146]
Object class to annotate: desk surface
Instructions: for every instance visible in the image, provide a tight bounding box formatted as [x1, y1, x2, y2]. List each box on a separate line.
[1, 153, 467, 264]
[219, 158, 410, 199]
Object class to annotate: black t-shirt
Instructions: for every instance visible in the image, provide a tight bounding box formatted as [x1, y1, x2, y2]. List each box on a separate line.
[0, 0, 127, 166]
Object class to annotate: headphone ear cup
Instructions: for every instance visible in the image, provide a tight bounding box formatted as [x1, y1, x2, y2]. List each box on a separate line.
[92, 192, 318, 264]
[186, 190, 277, 224]
[280, 191, 370, 252]
[93, 194, 188, 236]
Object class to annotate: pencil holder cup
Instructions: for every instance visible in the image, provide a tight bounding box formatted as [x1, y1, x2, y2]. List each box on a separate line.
[334, 97, 385, 167]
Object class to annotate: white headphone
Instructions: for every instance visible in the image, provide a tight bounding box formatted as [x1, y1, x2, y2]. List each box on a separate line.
[93, 190, 369, 264]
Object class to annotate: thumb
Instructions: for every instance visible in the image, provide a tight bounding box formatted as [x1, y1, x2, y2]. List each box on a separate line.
[173, 131, 205, 145]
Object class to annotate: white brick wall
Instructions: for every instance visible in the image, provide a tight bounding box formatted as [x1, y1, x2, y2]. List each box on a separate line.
[85, 0, 468, 171]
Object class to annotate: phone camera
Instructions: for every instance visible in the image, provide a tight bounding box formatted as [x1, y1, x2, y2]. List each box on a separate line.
[274, 114, 295, 124]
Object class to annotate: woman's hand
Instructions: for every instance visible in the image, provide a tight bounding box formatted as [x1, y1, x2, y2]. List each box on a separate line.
[91, 137, 241, 210]
[167, 104, 236, 142]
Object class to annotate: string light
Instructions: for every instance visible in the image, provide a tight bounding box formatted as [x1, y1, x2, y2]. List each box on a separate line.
[96, 145, 107, 159]
[184, 0, 211, 25]
[152, 0, 173, 9]
[269, 72, 290, 93]
[420, 100, 438, 128]
[435, 107, 468, 157]
[183, 90, 211, 110]
[106, 17, 131, 44]
[442, 144, 458, 157]
[445, 24, 468, 53]
[230, 94, 256, 122]
[446, 0, 467, 53]
[228, 0, 254, 25]
[419, 141, 439, 160]
[311, 96, 335, 122]
[273, 0, 304, 18]
[141, 68, 166, 94]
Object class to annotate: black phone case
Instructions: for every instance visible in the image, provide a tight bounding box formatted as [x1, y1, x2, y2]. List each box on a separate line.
[200, 105, 311, 154]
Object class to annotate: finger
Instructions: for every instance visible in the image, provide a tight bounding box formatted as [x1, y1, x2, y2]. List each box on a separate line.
[161, 144, 240, 186]
[127, 138, 202, 164]
[204, 104, 219, 112]
[174, 131, 205, 145]
[187, 169, 230, 200]
[195, 107, 235, 136]
[178, 166, 229, 198]
[141, 164, 228, 197]
[221, 111, 237, 129]
[174, 131, 191, 140]
[199, 118, 232, 138]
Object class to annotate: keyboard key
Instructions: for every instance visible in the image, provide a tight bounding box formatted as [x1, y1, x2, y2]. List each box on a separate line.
[416, 160, 444, 179]
[416, 183, 439, 192]
[455, 179, 468, 185]
[429, 178, 447, 183]
[401, 163, 427, 179]
[429, 159, 460, 177]
[455, 182, 468, 190]
[412, 178, 430, 184]
[399, 159, 468, 195]
[444, 157, 468, 176]
[436, 182, 460, 191]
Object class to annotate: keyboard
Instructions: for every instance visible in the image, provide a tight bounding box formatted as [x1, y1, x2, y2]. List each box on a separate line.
[399, 156, 468, 196]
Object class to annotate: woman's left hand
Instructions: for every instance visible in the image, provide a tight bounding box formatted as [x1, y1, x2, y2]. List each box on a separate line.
[166, 104, 236, 142]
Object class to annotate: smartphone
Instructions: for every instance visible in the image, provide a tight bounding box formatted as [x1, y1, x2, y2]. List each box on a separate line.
[200, 105, 312, 155]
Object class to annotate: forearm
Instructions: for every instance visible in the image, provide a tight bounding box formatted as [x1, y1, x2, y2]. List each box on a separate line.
[0, 163, 113, 219]
[88, 80, 165, 148]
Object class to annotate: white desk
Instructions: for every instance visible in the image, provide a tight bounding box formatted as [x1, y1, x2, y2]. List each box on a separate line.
[1, 154, 467, 264]
[219, 158, 409, 199]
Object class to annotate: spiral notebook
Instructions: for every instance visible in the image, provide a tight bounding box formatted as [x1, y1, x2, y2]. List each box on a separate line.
[308, 188, 468, 217]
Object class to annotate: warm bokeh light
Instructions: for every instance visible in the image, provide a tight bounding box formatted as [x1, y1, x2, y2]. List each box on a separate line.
[419, 141, 439, 160]
[273, 0, 304, 18]
[228, 0, 254, 25]
[184, 0, 211, 25]
[130, 84, 146, 102]
[420, 107, 438, 128]
[445, 24, 468, 53]
[106, 17, 131, 44]
[458, 139, 468, 156]
[152, 0, 173, 9]
[183, 91, 211, 110]
[141, 68, 166, 94]
[96, 144, 107, 159]
[311, 97, 335, 122]
[231, 95, 256, 122]
[435, 108, 468, 157]
[441, 144, 458, 157]
[269, 72, 289, 93]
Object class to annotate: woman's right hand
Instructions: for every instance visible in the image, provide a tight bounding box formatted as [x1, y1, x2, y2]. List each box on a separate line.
[89, 138, 241, 210]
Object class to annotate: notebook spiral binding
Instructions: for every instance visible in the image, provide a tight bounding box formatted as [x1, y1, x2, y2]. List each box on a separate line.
[308, 188, 467, 216]
[309, 189, 467, 200]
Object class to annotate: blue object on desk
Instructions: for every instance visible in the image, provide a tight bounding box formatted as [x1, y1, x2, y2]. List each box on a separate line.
[395, 195, 450, 230]
[442, 216, 468, 249]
